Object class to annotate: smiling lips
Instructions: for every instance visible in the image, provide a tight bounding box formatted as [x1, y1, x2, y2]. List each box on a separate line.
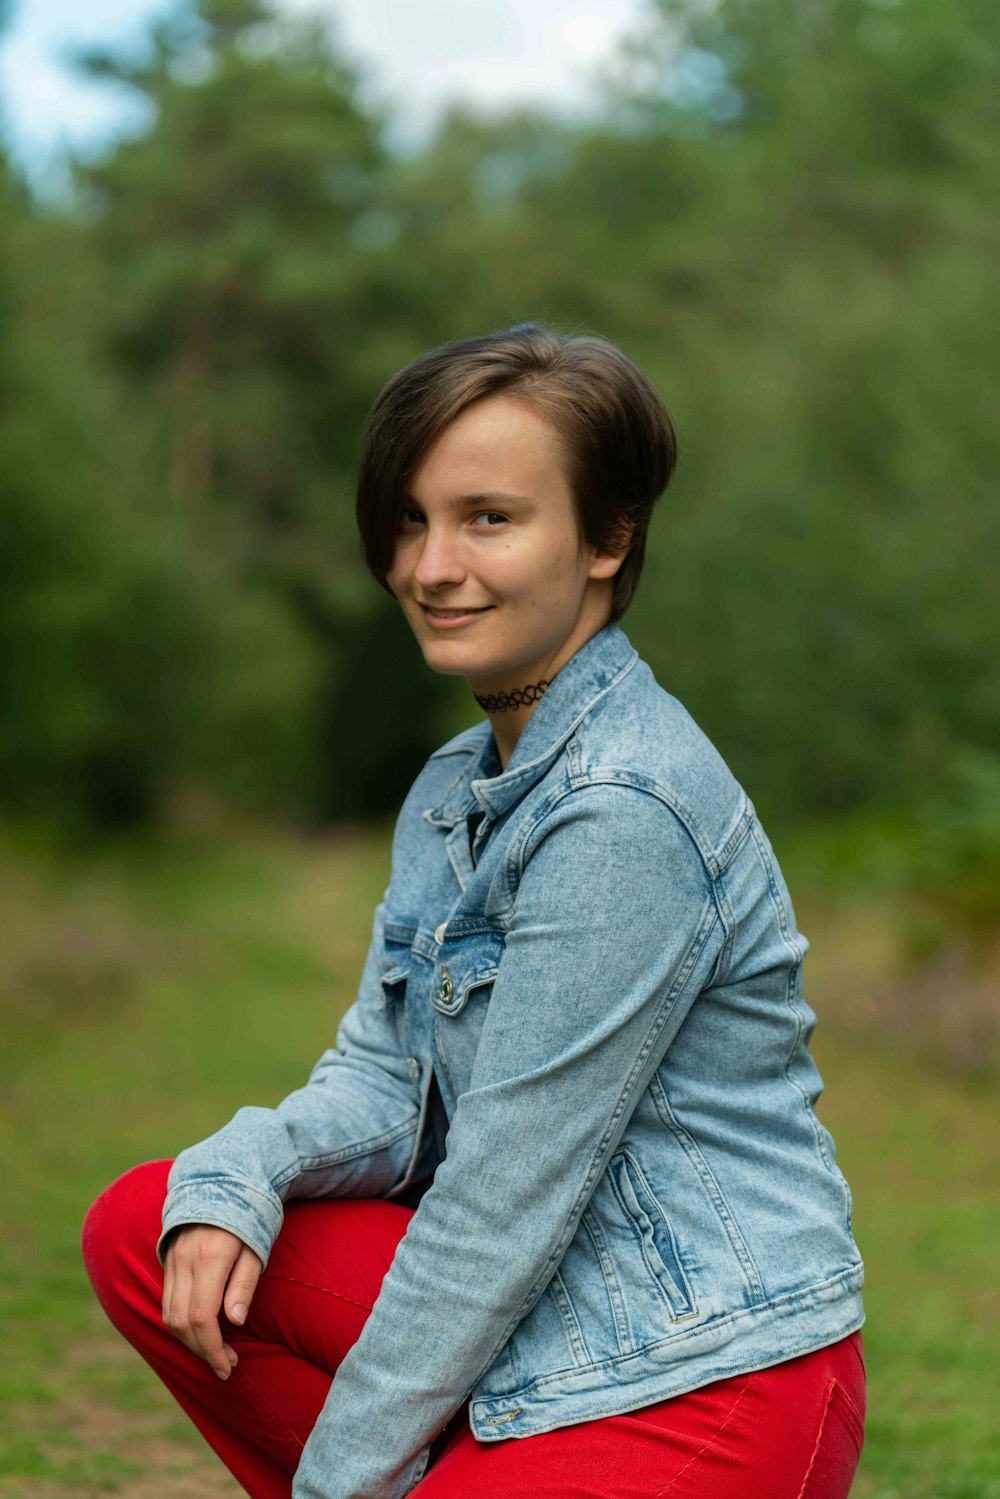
[420, 604, 493, 627]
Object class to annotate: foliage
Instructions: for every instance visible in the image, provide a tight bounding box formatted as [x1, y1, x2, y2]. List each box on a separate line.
[0, 152, 327, 831]
[0, 0, 997, 859]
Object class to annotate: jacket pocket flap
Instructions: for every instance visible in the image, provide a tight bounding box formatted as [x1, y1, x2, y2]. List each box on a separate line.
[431, 958, 499, 1017]
[379, 965, 410, 1008]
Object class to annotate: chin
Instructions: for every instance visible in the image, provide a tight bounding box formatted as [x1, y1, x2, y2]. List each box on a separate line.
[419, 641, 479, 673]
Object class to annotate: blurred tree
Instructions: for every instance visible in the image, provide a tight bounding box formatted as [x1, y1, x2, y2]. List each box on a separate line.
[600, 0, 1000, 819]
[1, 0, 996, 842]
[381, 0, 999, 822]
[0, 133, 324, 833]
[66, 0, 447, 817]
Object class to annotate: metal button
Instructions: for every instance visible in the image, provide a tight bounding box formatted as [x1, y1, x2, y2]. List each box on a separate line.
[406, 1057, 420, 1078]
[434, 922, 448, 945]
[439, 964, 453, 1003]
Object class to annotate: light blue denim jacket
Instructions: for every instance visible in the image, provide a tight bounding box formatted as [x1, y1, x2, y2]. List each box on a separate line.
[156, 621, 864, 1499]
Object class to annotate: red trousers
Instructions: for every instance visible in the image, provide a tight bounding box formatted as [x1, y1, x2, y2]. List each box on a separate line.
[81, 1160, 866, 1498]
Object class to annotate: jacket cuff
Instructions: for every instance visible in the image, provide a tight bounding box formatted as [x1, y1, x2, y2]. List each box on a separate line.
[156, 1175, 284, 1271]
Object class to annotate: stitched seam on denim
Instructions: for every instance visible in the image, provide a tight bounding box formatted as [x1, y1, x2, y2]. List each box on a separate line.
[435, 1009, 461, 1101]
[493, 646, 640, 796]
[548, 1268, 592, 1368]
[432, 969, 497, 1017]
[648, 1071, 766, 1304]
[513, 778, 717, 891]
[608, 1150, 697, 1320]
[281, 1115, 420, 1177]
[167, 1175, 281, 1209]
[467, 892, 718, 1385]
[445, 819, 471, 892]
[479, 1272, 865, 1403]
[709, 834, 741, 986]
[407, 1445, 431, 1490]
[428, 725, 489, 762]
[653, 1378, 753, 1498]
[581, 1206, 636, 1356]
[567, 734, 584, 788]
[394, 1063, 435, 1197]
[716, 797, 754, 871]
[457, 651, 641, 832]
[474, 1324, 864, 1436]
[750, 820, 840, 1180]
[582, 772, 719, 874]
[705, 876, 735, 988]
[796, 1376, 837, 1499]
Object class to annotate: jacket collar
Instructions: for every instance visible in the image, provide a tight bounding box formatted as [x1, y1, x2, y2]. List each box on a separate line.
[422, 622, 639, 829]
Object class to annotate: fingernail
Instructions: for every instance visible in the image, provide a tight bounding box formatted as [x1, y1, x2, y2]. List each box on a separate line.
[216, 1368, 229, 1380]
[231, 1304, 247, 1324]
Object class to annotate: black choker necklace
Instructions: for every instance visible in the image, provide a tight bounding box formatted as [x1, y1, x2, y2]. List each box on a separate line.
[473, 678, 551, 713]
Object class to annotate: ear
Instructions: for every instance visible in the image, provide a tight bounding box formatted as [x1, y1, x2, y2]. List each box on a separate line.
[587, 519, 634, 581]
[588, 551, 627, 581]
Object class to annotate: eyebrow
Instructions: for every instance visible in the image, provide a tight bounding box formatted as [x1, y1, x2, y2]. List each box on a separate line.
[402, 490, 535, 511]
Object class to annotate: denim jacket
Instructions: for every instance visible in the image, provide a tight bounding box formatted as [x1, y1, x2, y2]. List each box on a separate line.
[156, 621, 864, 1499]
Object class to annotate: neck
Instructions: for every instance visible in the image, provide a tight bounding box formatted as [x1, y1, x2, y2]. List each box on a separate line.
[477, 677, 551, 772]
[471, 598, 615, 770]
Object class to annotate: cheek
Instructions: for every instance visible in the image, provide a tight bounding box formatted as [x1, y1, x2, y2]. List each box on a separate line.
[385, 546, 410, 596]
[479, 530, 582, 604]
[528, 534, 584, 590]
[511, 533, 577, 580]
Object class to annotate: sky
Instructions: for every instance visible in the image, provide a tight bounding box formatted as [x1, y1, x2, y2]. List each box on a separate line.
[0, 0, 647, 197]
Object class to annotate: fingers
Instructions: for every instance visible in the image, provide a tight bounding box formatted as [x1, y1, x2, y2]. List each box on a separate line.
[161, 1225, 181, 1325]
[161, 1225, 245, 1381]
[223, 1242, 264, 1330]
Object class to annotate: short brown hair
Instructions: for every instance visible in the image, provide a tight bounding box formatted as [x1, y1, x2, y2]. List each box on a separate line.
[355, 322, 677, 622]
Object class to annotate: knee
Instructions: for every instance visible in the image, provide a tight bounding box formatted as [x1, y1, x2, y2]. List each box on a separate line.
[81, 1158, 173, 1306]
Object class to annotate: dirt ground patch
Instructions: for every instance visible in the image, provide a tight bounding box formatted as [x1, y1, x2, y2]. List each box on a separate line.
[1, 1330, 245, 1498]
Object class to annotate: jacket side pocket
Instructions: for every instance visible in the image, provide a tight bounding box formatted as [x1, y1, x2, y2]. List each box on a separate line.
[609, 1149, 698, 1322]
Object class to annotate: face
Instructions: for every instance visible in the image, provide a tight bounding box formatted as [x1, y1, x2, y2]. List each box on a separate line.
[386, 395, 625, 695]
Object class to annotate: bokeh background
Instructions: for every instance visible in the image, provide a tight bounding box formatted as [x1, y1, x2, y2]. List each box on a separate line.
[1, 0, 997, 1494]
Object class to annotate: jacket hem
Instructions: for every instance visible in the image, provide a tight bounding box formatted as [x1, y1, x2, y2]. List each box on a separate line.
[470, 1264, 864, 1440]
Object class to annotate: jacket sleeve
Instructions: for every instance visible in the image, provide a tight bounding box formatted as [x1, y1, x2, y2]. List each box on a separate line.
[290, 783, 725, 1499]
[156, 893, 427, 1272]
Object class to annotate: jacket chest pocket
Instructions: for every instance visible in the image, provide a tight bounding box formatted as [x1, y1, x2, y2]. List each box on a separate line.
[430, 928, 505, 1091]
[431, 956, 500, 1017]
[379, 918, 417, 1053]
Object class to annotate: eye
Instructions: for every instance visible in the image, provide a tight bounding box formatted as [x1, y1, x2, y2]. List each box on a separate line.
[397, 505, 424, 529]
[474, 511, 508, 528]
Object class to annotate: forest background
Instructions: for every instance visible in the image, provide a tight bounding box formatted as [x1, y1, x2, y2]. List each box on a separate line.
[1, 0, 997, 1496]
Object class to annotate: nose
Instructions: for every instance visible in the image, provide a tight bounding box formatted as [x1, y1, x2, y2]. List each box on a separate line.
[411, 524, 466, 593]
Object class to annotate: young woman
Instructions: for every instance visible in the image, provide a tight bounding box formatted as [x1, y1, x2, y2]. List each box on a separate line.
[82, 324, 866, 1499]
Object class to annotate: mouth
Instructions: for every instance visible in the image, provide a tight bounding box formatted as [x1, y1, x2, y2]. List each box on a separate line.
[419, 604, 494, 628]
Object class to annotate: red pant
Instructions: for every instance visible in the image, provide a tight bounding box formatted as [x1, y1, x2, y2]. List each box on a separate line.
[81, 1160, 866, 1497]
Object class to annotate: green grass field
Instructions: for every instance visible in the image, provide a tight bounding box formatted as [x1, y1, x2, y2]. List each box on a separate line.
[1, 817, 997, 1497]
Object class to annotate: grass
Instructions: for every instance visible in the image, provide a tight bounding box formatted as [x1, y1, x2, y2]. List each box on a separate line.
[810, 1034, 999, 1499]
[1, 812, 997, 1496]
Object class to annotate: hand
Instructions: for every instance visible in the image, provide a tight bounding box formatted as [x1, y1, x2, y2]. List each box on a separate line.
[162, 1224, 263, 1381]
